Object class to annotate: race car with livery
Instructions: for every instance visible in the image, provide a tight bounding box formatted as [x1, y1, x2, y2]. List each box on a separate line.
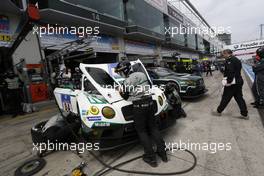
[147, 67, 208, 98]
[36, 60, 176, 150]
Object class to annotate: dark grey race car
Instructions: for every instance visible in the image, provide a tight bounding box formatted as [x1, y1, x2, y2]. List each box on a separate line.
[147, 67, 208, 98]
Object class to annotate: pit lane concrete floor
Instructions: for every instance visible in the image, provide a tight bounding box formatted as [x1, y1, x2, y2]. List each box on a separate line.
[1, 71, 264, 176]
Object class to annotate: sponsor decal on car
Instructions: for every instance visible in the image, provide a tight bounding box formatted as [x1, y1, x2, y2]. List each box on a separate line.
[87, 116, 102, 121]
[94, 122, 111, 127]
[89, 106, 100, 115]
[61, 94, 72, 112]
[81, 110, 89, 116]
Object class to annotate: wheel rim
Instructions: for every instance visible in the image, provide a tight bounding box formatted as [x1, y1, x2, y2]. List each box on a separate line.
[21, 160, 40, 173]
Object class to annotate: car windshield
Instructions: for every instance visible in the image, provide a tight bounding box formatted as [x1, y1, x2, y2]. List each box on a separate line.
[155, 68, 174, 77]
[86, 67, 117, 88]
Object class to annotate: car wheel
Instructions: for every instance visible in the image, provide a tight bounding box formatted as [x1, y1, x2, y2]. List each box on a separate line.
[31, 121, 48, 144]
[15, 158, 46, 176]
[168, 82, 180, 93]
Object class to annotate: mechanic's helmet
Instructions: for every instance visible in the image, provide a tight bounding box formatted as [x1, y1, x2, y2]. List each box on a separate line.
[256, 47, 264, 60]
[115, 60, 132, 77]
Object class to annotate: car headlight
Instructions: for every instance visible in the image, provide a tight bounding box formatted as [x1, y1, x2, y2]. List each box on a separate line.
[102, 106, 115, 119]
[179, 80, 195, 86]
[187, 80, 196, 86]
[158, 96, 164, 106]
[179, 80, 187, 86]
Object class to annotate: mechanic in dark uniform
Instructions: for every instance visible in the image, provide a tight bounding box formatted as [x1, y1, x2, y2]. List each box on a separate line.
[0, 73, 5, 115]
[252, 47, 264, 108]
[115, 61, 167, 167]
[213, 49, 248, 119]
[72, 67, 82, 90]
[4, 70, 24, 117]
[251, 57, 259, 105]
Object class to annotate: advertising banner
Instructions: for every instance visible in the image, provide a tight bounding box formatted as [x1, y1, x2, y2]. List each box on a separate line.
[228, 39, 264, 51]
[0, 15, 11, 47]
[40, 33, 120, 53]
[125, 40, 156, 55]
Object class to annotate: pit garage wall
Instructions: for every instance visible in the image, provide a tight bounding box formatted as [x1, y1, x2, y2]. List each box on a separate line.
[12, 31, 202, 66]
[12, 32, 43, 65]
[0, 13, 43, 66]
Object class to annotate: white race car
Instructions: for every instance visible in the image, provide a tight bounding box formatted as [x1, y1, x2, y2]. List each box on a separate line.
[52, 60, 175, 150]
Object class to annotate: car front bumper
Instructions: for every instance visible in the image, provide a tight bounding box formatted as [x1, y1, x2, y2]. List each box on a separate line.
[180, 86, 208, 98]
[81, 110, 176, 150]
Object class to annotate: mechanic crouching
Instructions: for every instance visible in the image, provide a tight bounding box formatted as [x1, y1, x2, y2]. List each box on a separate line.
[115, 61, 167, 168]
[252, 47, 264, 108]
[165, 82, 187, 118]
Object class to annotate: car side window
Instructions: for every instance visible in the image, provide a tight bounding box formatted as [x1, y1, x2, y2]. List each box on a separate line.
[148, 71, 159, 79]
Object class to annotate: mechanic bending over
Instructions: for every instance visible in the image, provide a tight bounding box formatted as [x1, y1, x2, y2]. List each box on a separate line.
[115, 60, 167, 168]
[42, 112, 80, 144]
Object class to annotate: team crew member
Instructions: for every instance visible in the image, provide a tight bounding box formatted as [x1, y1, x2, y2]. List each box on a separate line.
[4, 70, 24, 117]
[252, 47, 264, 108]
[115, 61, 167, 167]
[213, 49, 248, 119]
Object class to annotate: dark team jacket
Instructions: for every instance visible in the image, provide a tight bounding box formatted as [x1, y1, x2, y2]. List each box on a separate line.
[253, 61, 264, 98]
[253, 61, 264, 75]
[224, 56, 243, 85]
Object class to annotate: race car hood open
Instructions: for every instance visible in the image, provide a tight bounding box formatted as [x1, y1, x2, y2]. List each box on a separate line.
[79, 60, 153, 104]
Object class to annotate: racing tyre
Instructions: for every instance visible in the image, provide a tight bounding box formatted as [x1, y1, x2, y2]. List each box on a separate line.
[14, 158, 46, 176]
[31, 121, 48, 144]
[168, 82, 180, 93]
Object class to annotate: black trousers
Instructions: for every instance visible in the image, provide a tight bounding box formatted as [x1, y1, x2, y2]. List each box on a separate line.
[217, 83, 248, 116]
[206, 69, 212, 76]
[7, 89, 23, 115]
[252, 80, 258, 101]
[133, 97, 165, 157]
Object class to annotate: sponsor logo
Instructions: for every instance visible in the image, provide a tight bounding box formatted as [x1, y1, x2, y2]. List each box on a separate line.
[87, 116, 101, 121]
[94, 122, 111, 127]
[81, 110, 89, 116]
[0, 34, 11, 42]
[89, 106, 99, 115]
[61, 94, 72, 112]
[233, 45, 239, 49]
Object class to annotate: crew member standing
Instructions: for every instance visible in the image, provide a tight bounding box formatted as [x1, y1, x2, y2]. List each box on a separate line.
[115, 60, 167, 167]
[212, 49, 248, 119]
[252, 47, 264, 108]
[4, 70, 24, 117]
[206, 62, 213, 76]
